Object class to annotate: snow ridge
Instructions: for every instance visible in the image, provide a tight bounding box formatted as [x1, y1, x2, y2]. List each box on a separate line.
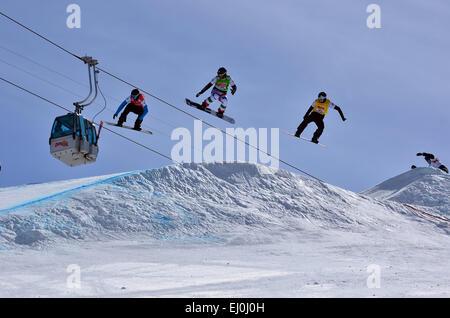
[0, 163, 447, 248]
[362, 167, 450, 217]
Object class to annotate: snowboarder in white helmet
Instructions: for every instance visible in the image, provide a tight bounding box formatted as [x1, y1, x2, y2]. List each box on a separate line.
[416, 152, 448, 173]
[195, 67, 237, 118]
[295, 92, 346, 144]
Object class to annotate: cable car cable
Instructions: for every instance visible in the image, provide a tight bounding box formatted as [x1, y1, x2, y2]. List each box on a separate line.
[98, 67, 324, 182]
[0, 76, 177, 164]
[0, 10, 323, 182]
[0, 45, 188, 132]
[0, 56, 83, 98]
[0, 44, 85, 88]
[0, 11, 83, 62]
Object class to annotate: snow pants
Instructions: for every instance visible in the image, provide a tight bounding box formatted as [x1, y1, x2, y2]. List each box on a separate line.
[118, 103, 144, 126]
[295, 112, 325, 140]
[203, 89, 228, 112]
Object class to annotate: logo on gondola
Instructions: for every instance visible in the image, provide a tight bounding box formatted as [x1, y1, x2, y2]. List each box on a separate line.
[55, 141, 69, 147]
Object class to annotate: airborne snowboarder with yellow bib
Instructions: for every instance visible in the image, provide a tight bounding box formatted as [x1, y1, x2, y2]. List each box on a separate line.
[295, 92, 346, 144]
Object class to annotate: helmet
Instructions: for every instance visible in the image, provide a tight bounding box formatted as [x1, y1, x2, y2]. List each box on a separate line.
[131, 88, 140, 97]
[217, 67, 227, 75]
[318, 91, 327, 98]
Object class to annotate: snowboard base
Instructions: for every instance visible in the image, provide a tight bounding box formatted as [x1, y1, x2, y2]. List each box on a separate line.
[104, 121, 153, 135]
[185, 98, 235, 124]
[280, 129, 328, 147]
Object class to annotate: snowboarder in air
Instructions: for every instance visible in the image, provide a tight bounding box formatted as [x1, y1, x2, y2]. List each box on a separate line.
[416, 152, 448, 173]
[295, 92, 346, 144]
[113, 89, 149, 131]
[195, 67, 237, 118]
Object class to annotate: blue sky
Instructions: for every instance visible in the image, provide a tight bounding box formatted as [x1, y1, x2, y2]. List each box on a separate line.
[0, 0, 449, 192]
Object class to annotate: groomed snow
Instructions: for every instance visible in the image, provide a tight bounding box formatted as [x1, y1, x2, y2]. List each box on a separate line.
[0, 163, 448, 297]
[0, 171, 130, 211]
[362, 167, 450, 218]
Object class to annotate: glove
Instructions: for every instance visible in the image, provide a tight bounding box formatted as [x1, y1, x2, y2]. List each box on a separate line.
[113, 114, 118, 119]
[416, 153, 423, 156]
[196, 92, 202, 98]
[231, 87, 236, 95]
[342, 117, 347, 122]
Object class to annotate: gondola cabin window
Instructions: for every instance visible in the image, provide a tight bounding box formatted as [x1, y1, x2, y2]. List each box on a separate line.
[51, 115, 74, 138]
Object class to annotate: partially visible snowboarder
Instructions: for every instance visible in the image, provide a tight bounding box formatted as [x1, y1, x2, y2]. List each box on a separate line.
[195, 67, 237, 118]
[113, 89, 149, 131]
[416, 152, 448, 173]
[295, 92, 346, 144]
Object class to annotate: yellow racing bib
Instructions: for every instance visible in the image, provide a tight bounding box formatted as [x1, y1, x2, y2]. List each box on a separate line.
[313, 99, 330, 115]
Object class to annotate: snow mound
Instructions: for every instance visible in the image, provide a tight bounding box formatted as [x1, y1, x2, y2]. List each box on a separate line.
[0, 172, 130, 211]
[362, 167, 450, 217]
[0, 163, 445, 248]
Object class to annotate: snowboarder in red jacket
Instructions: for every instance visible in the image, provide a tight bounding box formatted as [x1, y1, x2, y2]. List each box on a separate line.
[113, 89, 149, 130]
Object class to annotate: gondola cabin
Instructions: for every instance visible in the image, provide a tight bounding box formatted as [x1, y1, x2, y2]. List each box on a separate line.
[49, 113, 99, 167]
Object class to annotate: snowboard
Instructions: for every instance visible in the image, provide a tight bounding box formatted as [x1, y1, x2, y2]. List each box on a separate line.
[185, 98, 235, 124]
[280, 129, 328, 148]
[103, 121, 153, 135]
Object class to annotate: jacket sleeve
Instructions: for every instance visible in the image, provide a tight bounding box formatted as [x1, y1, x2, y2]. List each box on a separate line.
[115, 99, 128, 115]
[334, 105, 346, 121]
[138, 98, 149, 120]
[229, 77, 237, 94]
[138, 105, 149, 120]
[304, 106, 313, 118]
[199, 83, 213, 95]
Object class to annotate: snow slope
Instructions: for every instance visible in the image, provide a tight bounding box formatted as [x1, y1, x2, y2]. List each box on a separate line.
[0, 163, 448, 297]
[0, 162, 442, 248]
[0, 172, 131, 211]
[362, 167, 450, 218]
